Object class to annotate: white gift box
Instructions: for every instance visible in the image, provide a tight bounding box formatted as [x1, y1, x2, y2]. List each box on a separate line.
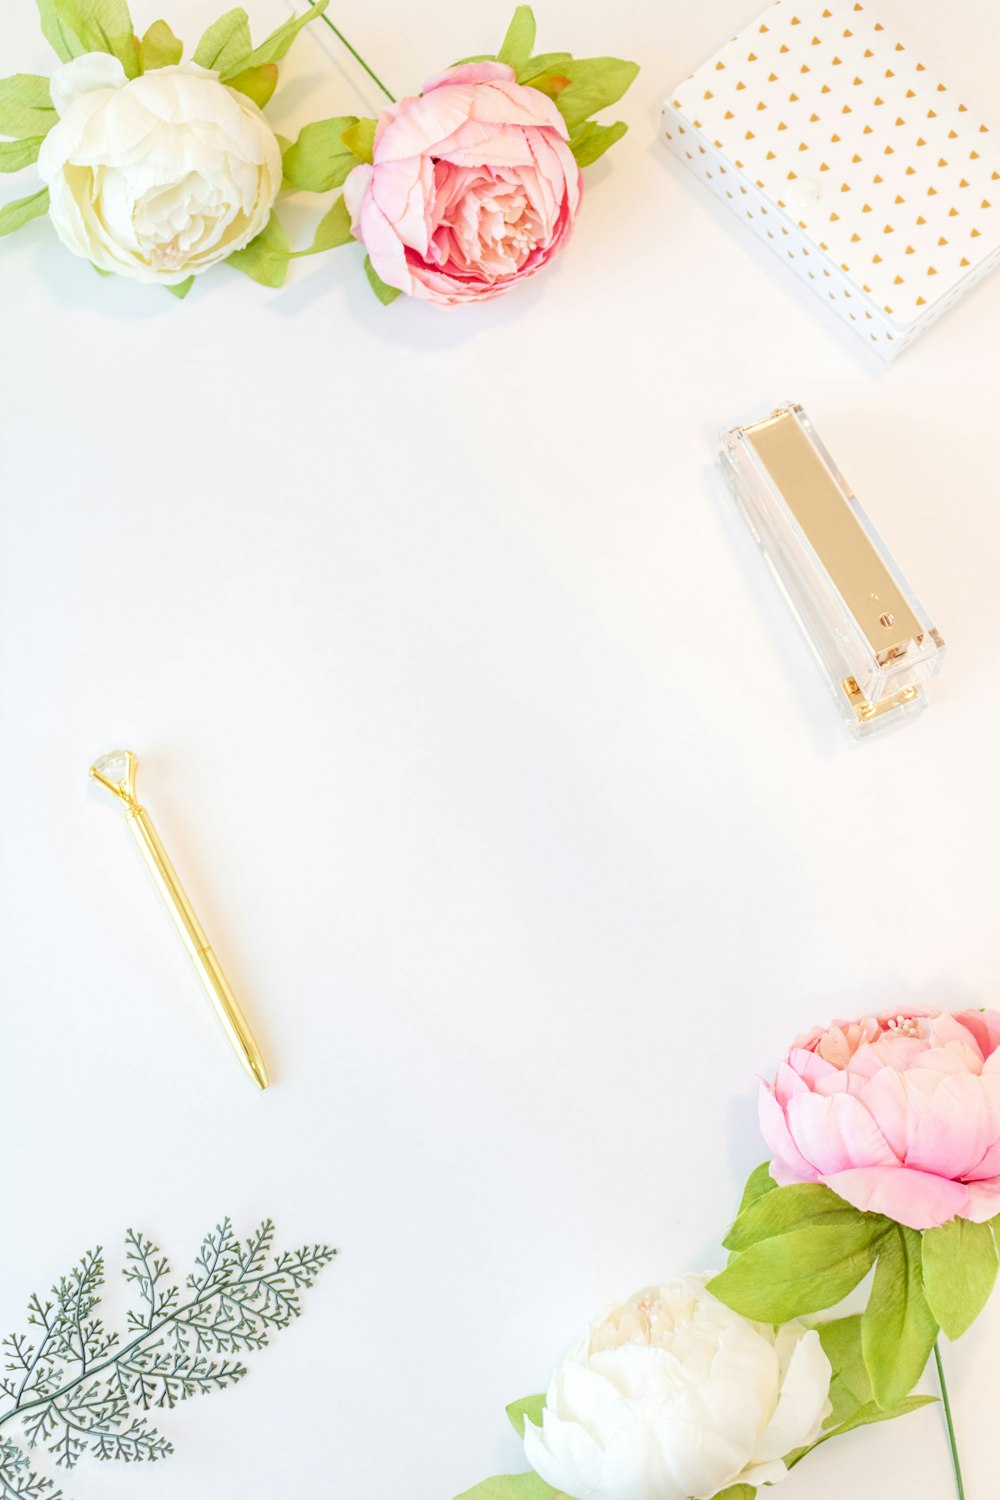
[662, 0, 1000, 358]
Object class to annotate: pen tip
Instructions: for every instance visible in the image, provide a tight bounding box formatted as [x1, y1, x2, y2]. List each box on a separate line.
[250, 1059, 269, 1091]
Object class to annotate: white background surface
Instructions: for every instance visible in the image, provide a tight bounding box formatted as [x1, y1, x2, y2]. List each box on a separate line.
[2, 1, 1000, 1498]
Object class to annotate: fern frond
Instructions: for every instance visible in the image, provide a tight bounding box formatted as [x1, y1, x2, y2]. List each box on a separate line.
[0, 1221, 335, 1496]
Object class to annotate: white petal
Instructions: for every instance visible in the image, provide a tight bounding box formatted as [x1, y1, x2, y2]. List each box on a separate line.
[50, 52, 127, 116]
[524, 1413, 607, 1500]
[751, 1330, 832, 1463]
[549, 1360, 636, 1445]
[741, 1457, 792, 1486]
[600, 1418, 688, 1500]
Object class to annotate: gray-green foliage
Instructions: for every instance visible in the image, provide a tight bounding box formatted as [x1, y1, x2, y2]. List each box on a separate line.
[0, 1220, 335, 1499]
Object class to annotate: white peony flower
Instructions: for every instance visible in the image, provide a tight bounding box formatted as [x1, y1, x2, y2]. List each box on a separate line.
[37, 54, 282, 284]
[524, 1275, 832, 1500]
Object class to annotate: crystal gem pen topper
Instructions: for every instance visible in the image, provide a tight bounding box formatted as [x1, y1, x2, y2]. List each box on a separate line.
[90, 750, 268, 1090]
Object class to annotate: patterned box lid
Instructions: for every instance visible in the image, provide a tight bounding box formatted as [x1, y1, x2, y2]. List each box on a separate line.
[669, 0, 1000, 326]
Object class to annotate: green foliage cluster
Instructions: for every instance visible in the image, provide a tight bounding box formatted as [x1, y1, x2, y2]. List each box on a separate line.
[0, 2, 637, 300]
[247, 4, 640, 300]
[491, 6, 638, 169]
[458, 1161, 1000, 1500]
[0, 1220, 335, 1500]
[0, 0, 333, 292]
[709, 1166, 1000, 1409]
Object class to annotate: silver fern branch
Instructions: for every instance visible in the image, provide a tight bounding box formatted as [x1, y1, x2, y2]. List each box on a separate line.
[0, 1222, 335, 1499]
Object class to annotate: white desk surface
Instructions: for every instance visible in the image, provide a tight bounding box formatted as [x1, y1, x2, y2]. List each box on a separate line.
[2, 1, 999, 1497]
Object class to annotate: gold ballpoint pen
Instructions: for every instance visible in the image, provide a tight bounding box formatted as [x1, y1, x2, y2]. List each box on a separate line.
[90, 750, 269, 1090]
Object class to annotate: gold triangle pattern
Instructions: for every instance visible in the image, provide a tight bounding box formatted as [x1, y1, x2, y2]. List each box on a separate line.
[668, 0, 1000, 326]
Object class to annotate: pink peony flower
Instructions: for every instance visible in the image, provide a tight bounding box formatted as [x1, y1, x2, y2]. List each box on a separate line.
[759, 1007, 1000, 1231]
[343, 61, 582, 305]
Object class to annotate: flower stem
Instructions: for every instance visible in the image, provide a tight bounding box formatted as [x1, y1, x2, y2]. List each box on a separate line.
[933, 1341, 967, 1500]
[306, 0, 396, 103]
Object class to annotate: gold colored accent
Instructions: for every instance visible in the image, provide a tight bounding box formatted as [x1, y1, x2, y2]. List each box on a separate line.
[842, 676, 920, 723]
[90, 750, 269, 1092]
[740, 407, 921, 657]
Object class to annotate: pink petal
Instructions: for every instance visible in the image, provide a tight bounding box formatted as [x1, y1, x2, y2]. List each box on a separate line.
[961, 1179, 1000, 1222]
[812, 1071, 857, 1097]
[376, 77, 567, 164]
[775, 1061, 810, 1108]
[369, 156, 433, 254]
[787, 1046, 839, 1088]
[465, 77, 567, 134]
[925, 1011, 987, 1052]
[956, 1009, 1000, 1062]
[431, 118, 544, 169]
[841, 1042, 886, 1080]
[758, 1084, 817, 1182]
[785, 1092, 898, 1176]
[967, 1136, 1000, 1181]
[343, 161, 373, 231]
[823, 1165, 967, 1230]
[354, 190, 414, 295]
[422, 61, 516, 92]
[857, 1067, 910, 1158]
[375, 87, 483, 163]
[903, 1071, 1000, 1178]
[912, 1038, 984, 1075]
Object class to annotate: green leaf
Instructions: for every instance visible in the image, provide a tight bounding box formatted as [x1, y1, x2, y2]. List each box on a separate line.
[922, 1217, 998, 1341]
[282, 117, 360, 191]
[364, 254, 402, 304]
[712, 1488, 756, 1500]
[0, 137, 44, 171]
[735, 1162, 778, 1218]
[822, 1395, 938, 1441]
[193, 8, 251, 71]
[861, 1225, 938, 1409]
[518, 51, 571, 82]
[35, 0, 86, 60]
[496, 6, 536, 73]
[164, 275, 194, 299]
[454, 1475, 556, 1500]
[55, 0, 140, 78]
[708, 1220, 886, 1322]
[0, 75, 57, 140]
[724, 1183, 875, 1255]
[226, 63, 279, 107]
[341, 117, 376, 165]
[568, 117, 627, 167]
[506, 1394, 545, 1437]
[219, 0, 329, 79]
[817, 1315, 872, 1425]
[787, 1393, 937, 1469]
[226, 198, 351, 285]
[297, 196, 353, 254]
[528, 56, 639, 132]
[139, 19, 183, 70]
[226, 211, 292, 287]
[0, 186, 49, 237]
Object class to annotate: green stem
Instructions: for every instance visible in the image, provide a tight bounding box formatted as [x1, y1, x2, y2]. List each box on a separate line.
[306, 0, 396, 103]
[933, 1341, 967, 1500]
